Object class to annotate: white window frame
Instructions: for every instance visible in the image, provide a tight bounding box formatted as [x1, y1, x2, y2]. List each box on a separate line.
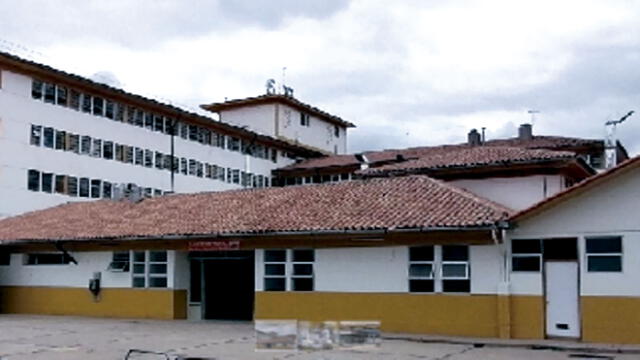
[264, 249, 287, 291]
[131, 250, 169, 288]
[290, 249, 314, 292]
[440, 261, 470, 280]
[585, 236, 623, 273]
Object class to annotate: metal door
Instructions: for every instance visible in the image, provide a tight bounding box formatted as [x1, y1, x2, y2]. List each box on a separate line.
[545, 261, 580, 338]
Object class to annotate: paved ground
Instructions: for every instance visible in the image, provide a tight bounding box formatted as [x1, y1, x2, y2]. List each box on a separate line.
[0, 315, 638, 359]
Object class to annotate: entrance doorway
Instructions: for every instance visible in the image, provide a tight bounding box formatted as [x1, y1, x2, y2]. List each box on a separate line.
[191, 251, 255, 321]
[542, 238, 580, 338]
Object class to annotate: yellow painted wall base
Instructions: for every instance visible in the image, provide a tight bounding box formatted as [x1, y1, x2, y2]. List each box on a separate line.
[0, 286, 187, 320]
[582, 296, 640, 344]
[255, 292, 499, 338]
[510, 295, 544, 340]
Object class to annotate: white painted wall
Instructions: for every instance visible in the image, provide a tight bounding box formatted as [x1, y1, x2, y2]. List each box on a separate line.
[255, 245, 501, 294]
[508, 165, 640, 296]
[0, 70, 295, 218]
[450, 175, 565, 211]
[219, 104, 275, 136]
[0, 250, 178, 289]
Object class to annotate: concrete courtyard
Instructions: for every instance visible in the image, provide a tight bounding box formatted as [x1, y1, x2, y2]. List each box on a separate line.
[0, 315, 638, 359]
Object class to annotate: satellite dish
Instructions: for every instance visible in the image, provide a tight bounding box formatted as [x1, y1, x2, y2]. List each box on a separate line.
[283, 85, 294, 97]
[265, 79, 276, 95]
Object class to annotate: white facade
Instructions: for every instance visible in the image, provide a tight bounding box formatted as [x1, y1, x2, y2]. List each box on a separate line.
[0, 69, 299, 218]
[450, 175, 567, 211]
[507, 165, 640, 296]
[218, 102, 348, 155]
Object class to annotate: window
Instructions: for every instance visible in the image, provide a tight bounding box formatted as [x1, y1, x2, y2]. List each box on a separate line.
[55, 175, 66, 194]
[79, 177, 90, 197]
[188, 159, 196, 176]
[134, 147, 144, 166]
[81, 93, 92, 113]
[56, 86, 67, 106]
[271, 148, 278, 163]
[103, 181, 112, 199]
[441, 246, 470, 293]
[300, 113, 310, 126]
[511, 239, 542, 272]
[108, 251, 130, 272]
[41, 172, 53, 193]
[115, 144, 124, 162]
[27, 169, 40, 191]
[291, 249, 314, 291]
[144, 112, 154, 130]
[134, 109, 144, 127]
[30, 125, 42, 146]
[91, 139, 102, 158]
[188, 125, 199, 141]
[115, 102, 125, 121]
[144, 149, 153, 167]
[153, 115, 164, 133]
[409, 246, 434, 293]
[180, 158, 188, 175]
[154, 152, 164, 169]
[44, 83, 56, 103]
[80, 136, 92, 155]
[264, 250, 287, 291]
[229, 137, 241, 152]
[43, 127, 54, 148]
[68, 133, 80, 153]
[26, 253, 73, 265]
[124, 145, 134, 164]
[103, 141, 114, 160]
[105, 100, 115, 119]
[586, 237, 622, 272]
[55, 130, 66, 150]
[190, 260, 202, 303]
[67, 176, 78, 196]
[132, 251, 168, 288]
[212, 132, 225, 148]
[93, 97, 104, 116]
[69, 90, 81, 110]
[179, 122, 188, 139]
[31, 79, 43, 99]
[334, 125, 340, 138]
[91, 179, 101, 198]
[0, 252, 10, 266]
[196, 161, 203, 177]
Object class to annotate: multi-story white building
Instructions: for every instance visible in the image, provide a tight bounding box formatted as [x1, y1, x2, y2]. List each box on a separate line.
[0, 51, 345, 218]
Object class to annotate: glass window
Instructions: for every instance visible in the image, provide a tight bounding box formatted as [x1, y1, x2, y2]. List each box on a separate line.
[105, 100, 115, 119]
[132, 251, 146, 288]
[55, 130, 66, 150]
[27, 169, 40, 191]
[80, 136, 92, 155]
[512, 239, 542, 272]
[442, 245, 470, 293]
[134, 147, 144, 166]
[93, 97, 104, 116]
[155, 152, 164, 169]
[31, 79, 43, 99]
[67, 176, 78, 197]
[69, 90, 81, 110]
[91, 139, 102, 158]
[90, 179, 101, 198]
[41, 172, 53, 193]
[586, 237, 622, 272]
[102, 181, 112, 199]
[109, 251, 130, 272]
[153, 115, 164, 132]
[43, 127, 54, 148]
[55, 175, 66, 194]
[409, 246, 434, 293]
[26, 253, 72, 265]
[291, 249, 314, 291]
[115, 102, 125, 122]
[79, 177, 90, 197]
[103, 141, 114, 160]
[68, 133, 80, 153]
[264, 250, 287, 291]
[144, 112, 154, 130]
[81, 94, 92, 113]
[30, 125, 42, 146]
[56, 86, 67, 106]
[44, 83, 56, 103]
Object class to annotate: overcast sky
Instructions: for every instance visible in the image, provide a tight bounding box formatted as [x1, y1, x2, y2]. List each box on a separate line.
[2, 0, 639, 154]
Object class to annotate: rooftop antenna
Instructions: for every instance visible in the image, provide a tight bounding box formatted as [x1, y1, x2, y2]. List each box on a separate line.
[527, 109, 540, 125]
[281, 67, 287, 94]
[281, 66, 294, 97]
[604, 110, 634, 169]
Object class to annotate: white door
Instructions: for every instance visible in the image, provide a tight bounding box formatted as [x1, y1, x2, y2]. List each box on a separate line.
[545, 261, 580, 338]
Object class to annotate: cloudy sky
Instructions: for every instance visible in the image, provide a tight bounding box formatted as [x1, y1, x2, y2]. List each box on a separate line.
[2, 0, 639, 154]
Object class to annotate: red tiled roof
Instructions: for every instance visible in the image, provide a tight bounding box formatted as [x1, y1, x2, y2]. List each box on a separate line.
[361, 146, 578, 175]
[201, 94, 356, 128]
[483, 135, 603, 149]
[511, 155, 640, 222]
[0, 176, 511, 244]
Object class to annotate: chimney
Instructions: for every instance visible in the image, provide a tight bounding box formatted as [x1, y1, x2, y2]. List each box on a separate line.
[518, 123, 533, 140]
[467, 129, 481, 146]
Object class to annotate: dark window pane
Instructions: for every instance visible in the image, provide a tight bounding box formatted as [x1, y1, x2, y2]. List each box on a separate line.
[93, 97, 104, 116]
[190, 260, 202, 302]
[41, 173, 53, 193]
[27, 169, 40, 191]
[144, 112, 154, 129]
[292, 278, 313, 291]
[0, 252, 10, 266]
[69, 90, 81, 110]
[79, 177, 90, 197]
[265, 250, 286, 262]
[154, 115, 164, 132]
[80, 136, 91, 154]
[44, 83, 56, 103]
[103, 141, 114, 159]
[409, 279, 434, 293]
[90, 179, 101, 198]
[264, 278, 286, 291]
[443, 279, 470, 293]
[31, 79, 43, 99]
[588, 256, 622, 272]
[105, 100, 114, 119]
[55, 130, 66, 150]
[512, 240, 542, 254]
[442, 245, 468, 261]
[265, 264, 285, 276]
[133, 264, 145, 273]
[102, 182, 112, 199]
[27, 253, 70, 265]
[30, 125, 42, 146]
[132, 277, 145, 288]
[586, 237, 622, 254]
[442, 264, 467, 278]
[149, 264, 167, 274]
[292, 249, 314, 262]
[149, 251, 167, 262]
[67, 177, 78, 197]
[57, 86, 67, 106]
[293, 264, 313, 276]
[409, 246, 434, 261]
[81, 94, 92, 113]
[43, 127, 54, 148]
[512, 256, 541, 272]
[55, 175, 66, 194]
[409, 264, 433, 278]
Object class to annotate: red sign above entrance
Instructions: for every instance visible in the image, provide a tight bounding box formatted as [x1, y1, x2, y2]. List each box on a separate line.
[188, 240, 241, 251]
